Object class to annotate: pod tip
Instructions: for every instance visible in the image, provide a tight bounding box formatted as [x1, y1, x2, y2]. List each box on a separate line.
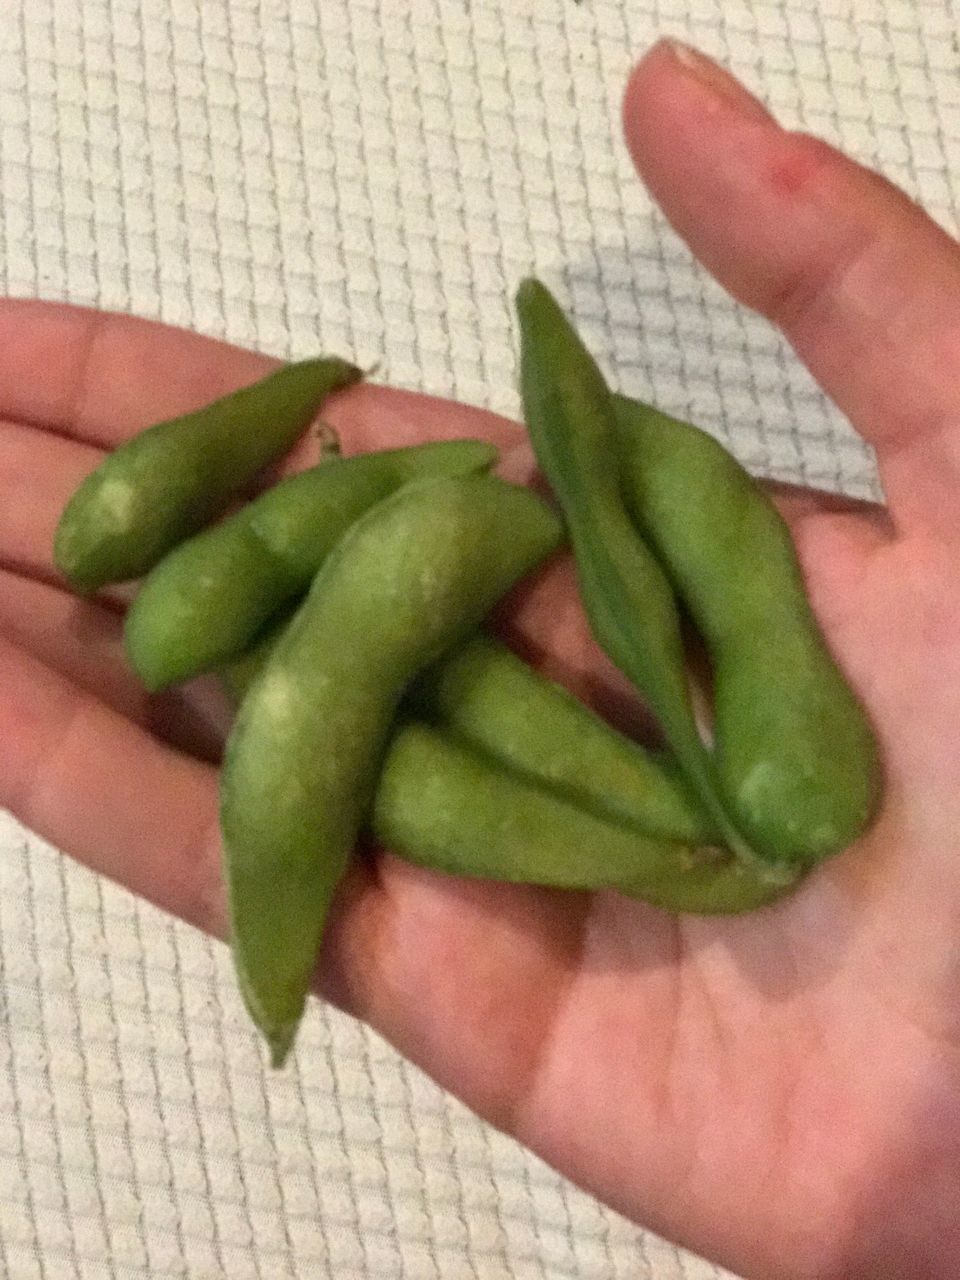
[268, 1027, 297, 1070]
[515, 276, 546, 308]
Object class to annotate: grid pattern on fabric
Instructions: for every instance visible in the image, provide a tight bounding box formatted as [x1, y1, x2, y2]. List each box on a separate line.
[1, 1, 959, 1277]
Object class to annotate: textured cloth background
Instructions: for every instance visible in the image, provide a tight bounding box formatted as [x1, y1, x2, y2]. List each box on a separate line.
[1, 2, 959, 1277]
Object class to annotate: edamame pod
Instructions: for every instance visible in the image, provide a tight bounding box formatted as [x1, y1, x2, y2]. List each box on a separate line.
[612, 395, 880, 864]
[217, 609, 294, 705]
[221, 633, 791, 912]
[221, 474, 562, 1066]
[407, 632, 715, 844]
[515, 279, 777, 880]
[125, 440, 498, 690]
[54, 356, 360, 592]
[222, 622, 717, 846]
[373, 723, 796, 913]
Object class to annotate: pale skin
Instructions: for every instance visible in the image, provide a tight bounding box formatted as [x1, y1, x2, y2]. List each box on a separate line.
[2, 39, 959, 1279]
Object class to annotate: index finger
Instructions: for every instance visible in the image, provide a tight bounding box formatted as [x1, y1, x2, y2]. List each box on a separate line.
[0, 297, 523, 456]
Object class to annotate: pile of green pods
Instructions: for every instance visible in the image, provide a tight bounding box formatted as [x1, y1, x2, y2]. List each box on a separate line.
[54, 280, 881, 1065]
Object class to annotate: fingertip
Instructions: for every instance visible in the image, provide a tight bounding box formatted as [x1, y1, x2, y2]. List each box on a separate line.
[623, 38, 777, 183]
[621, 38, 676, 139]
[621, 39, 670, 173]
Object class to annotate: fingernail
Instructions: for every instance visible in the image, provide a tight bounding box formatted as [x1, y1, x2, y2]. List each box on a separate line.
[660, 38, 775, 124]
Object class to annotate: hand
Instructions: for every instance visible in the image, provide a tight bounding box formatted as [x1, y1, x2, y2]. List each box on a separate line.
[3, 39, 959, 1280]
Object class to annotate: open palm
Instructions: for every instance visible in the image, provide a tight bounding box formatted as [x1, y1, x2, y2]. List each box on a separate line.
[3, 43, 960, 1280]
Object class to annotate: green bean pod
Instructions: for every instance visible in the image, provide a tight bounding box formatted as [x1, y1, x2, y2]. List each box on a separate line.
[373, 723, 795, 913]
[220, 474, 562, 1066]
[514, 278, 779, 880]
[54, 356, 360, 592]
[612, 395, 880, 865]
[125, 440, 498, 690]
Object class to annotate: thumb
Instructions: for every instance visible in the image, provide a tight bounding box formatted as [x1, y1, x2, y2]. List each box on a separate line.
[623, 39, 960, 545]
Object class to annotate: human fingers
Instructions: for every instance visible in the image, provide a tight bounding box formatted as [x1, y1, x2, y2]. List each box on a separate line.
[0, 633, 224, 934]
[0, 298, 522, 458]
[0, 305, 526, 596]
[0, 569, 229, 760]
[0, 419, 106, 588]
[0, 300, 275, 446]
[624, 40, 960, 543]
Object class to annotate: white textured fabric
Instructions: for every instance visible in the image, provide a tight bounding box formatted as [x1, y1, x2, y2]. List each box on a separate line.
[1, 2, 959, 1277]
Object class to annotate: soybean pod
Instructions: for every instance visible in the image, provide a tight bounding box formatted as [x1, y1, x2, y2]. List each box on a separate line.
[221, 474, 562, 1066]
[217, 609, 294, 706]
[222, 621, 717, 847]
[221, 630, 790, 914]
[54, 357, 360, 592]
[125, 440, 498, 690]
[373, 723, 794, 913]
[514, 279, 779, 881]
[407, 632, 715, 845]
[612, 395, 880, 865]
